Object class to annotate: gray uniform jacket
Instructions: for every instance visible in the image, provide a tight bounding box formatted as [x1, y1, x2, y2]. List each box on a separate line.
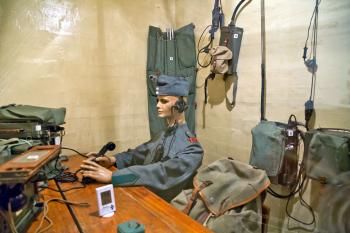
[111, 123, 203, 202]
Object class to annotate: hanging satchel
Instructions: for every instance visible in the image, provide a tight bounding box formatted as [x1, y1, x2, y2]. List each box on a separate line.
[218, 0, 246, 75]
[304, 128, 350, 183]
[204, 0, 248, 107]
[249, 115, 302, 187]
[209, 46, 232, 74]
[219, 25, 243, 75]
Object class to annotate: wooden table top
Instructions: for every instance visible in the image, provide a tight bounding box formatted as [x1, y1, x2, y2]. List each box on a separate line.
[27, 155, 212, 233]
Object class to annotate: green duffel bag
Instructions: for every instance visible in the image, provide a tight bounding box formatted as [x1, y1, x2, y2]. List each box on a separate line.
[0, 104, 66, 125]
[304, 128, 350, 183]
[171, 158, 270, 233]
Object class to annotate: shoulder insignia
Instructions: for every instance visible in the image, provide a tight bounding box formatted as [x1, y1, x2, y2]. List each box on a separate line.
[188, 137, 198, 143]
[185, 130, 198, 143]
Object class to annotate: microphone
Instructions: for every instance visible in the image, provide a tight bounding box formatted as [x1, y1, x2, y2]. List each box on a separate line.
[97, 142, 116, 157]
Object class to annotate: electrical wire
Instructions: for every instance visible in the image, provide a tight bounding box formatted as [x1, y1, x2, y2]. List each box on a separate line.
[303, 0, 321, 129]
[266, 120, 316, 226]
[197, 25, 213, 68]
[0, 202, 19, 233]
[39, 183, 86, 193]
[234, 0, 253, 25]
[230, 0, 246, 26]
[60, 147, 88, 158]
[34, 146, 90, 192]
[33, 198, 89, 233]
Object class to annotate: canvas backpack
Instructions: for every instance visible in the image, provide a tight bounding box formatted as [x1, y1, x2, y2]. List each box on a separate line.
[171, 158, 270, 233]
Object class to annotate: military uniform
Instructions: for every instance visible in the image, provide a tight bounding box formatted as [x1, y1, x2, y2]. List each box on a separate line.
[110, 75, 203, 202]
[111, 123, 203, 202]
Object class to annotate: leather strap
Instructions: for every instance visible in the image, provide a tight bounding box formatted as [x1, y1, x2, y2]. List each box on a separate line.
[182, 180, 213, 215]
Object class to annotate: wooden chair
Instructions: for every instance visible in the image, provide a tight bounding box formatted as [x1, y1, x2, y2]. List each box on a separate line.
[261, 204, 270, 233]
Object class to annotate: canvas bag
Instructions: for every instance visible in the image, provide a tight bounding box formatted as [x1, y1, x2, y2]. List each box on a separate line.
[0, 104, 66, 125]
[171, 158, 270, 233]
[250, 121, 287, 178]
[209, 46, 232, 74]
[304, 128, 350, 183]
[249, 114, 302, 187]
[204, 45, 234, 105]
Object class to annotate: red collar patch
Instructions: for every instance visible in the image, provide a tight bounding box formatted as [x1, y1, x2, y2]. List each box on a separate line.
[188, 137, 198, 143]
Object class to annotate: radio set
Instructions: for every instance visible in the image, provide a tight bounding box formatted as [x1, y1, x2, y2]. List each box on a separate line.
[0, 105, 66, 233]
[0, 146, 61, 233]
[0, 104, 66, 145]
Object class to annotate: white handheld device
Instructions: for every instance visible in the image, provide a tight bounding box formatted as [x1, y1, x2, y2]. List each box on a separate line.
[95, 184, 116, 217]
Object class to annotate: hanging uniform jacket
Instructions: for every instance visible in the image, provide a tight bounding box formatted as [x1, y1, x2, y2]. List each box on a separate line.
[146, 24, 197, 137]
[111, 123, 203, 202]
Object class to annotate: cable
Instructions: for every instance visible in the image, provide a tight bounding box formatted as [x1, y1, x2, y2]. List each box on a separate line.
[60, 147, 88, 158]
[234, 0, 253, 25]
[303, 0, 321, 128]
[230, 0, 246, 26]
[266, 120, 316, 227]
[197, 0, 225, 68]
[33, 150, 86, 191]
[165, 125, 177, 158]
[0, 202, 19, 233]
[39, 184, 86, 193]
[197, 25, 213, 68]
[33, 198, 89, 233]
[285, 175, 316, 226]
[54, 179, 86, 233]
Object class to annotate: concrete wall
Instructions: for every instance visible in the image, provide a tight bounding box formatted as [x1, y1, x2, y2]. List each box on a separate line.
[0, 0, 349, 232]
[176, 0, 350, 165]
[0, 0, 175, 152]
[175, 0, 350, 232]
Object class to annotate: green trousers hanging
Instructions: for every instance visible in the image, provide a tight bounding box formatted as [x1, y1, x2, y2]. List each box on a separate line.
[146, 23, 197, 137]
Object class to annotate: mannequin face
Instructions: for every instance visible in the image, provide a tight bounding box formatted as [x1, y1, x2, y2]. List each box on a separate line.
[156, 96, 178, 118]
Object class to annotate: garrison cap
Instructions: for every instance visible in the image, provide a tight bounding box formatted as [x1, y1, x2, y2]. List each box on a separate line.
[154, 75, 189, 97]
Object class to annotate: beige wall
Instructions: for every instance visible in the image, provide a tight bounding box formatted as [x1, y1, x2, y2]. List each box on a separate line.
[0, 0, 349, 232]
[175, 0, 350, 232]
[0, 0, 175, 152]
[176, 0, 350, 166]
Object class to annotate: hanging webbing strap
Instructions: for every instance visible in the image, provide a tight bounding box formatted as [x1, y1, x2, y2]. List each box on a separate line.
[204, 73, 216, 104]
[225, 74, 238, 107]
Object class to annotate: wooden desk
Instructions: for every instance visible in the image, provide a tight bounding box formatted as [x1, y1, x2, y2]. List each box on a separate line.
[27, 155, 212, 233]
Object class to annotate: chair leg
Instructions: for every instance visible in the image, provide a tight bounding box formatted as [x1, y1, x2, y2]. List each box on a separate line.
[262, 204, 270, 233]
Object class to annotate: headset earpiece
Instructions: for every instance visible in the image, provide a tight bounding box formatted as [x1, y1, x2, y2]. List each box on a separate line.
[173, 98, 188, 113]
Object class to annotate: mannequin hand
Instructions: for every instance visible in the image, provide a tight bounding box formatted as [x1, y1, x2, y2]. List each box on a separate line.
[86, 151, 99, 157]
[85, 152, 116, 168]
[95, 156, 116, 168]
[80, 159, 112, 183]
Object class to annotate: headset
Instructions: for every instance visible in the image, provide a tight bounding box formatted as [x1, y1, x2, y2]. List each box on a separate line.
[172, 97, 188, 113]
